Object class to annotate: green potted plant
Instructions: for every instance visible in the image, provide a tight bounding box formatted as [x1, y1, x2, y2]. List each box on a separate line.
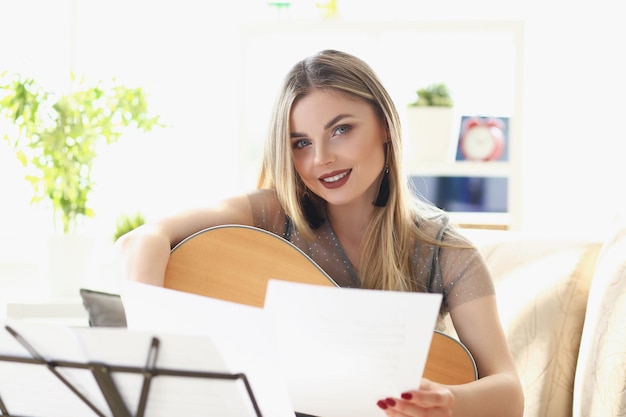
[406, 82, 455, 167]
[408, 82, 454, 108]
[0, 72, 161, 234]
[113, 212, 146, 242]
[0, 71, 161, 296]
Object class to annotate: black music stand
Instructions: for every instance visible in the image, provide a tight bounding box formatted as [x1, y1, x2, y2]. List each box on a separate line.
[0, 325, 263, 417]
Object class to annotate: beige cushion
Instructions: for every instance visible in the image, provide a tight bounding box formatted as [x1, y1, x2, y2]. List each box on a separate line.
[463, 230, 601, 417]
[573, 226, 626, 417]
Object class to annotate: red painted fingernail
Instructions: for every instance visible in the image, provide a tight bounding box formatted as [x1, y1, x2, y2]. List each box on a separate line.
[376, 400, 388, 410]
[385, 398, 396, 406]
[401, 392, 413, 400]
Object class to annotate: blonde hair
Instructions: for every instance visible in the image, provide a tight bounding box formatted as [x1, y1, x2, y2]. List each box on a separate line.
[257, 50, 449, 292]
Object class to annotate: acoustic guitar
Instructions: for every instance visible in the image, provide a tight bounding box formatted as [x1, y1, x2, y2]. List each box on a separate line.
[163, 224, 477, 385]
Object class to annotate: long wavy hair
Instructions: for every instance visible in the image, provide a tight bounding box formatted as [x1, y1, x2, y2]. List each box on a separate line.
[257, 50, 448, 291]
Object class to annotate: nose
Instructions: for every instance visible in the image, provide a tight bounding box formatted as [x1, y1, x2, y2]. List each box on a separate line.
[313, 141, 334, 166]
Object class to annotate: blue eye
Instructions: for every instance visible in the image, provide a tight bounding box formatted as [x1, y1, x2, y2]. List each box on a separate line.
[332, 125, 351, 136]
[292, 139, 311, 149]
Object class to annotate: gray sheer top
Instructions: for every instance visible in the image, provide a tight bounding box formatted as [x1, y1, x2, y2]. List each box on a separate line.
[248, 189, 494, 315]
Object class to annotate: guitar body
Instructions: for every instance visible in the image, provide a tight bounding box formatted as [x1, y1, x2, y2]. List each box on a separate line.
[164, 224, 477, 385]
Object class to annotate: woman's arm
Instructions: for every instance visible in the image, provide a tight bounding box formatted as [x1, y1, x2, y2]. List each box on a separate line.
[446, 295, 524, 417]
[114, 194, 254, 286]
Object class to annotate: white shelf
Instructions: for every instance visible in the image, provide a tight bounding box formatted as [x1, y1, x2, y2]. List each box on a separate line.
[407, 161, 511, 178]
[451, 212, 512, 230]
[239, 18, 525, 35]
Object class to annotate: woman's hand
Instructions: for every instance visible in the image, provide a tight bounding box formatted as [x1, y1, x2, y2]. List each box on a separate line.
[376, 378, 454, 416]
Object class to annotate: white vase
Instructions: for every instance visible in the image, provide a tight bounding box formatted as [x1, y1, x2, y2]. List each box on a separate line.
[405, 106, 455, 168]
[44, 235, 95, 298]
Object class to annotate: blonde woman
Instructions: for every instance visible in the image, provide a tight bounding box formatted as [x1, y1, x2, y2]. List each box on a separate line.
[116, 50, 523, 417]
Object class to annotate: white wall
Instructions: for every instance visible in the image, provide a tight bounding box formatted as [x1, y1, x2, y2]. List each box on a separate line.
[521, 2, 626, 237]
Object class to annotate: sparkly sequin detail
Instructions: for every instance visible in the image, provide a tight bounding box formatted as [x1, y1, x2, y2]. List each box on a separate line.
[248, 189, 494, 313]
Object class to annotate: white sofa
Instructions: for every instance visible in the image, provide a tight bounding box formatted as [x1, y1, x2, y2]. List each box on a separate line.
[458, 224, 626, 417]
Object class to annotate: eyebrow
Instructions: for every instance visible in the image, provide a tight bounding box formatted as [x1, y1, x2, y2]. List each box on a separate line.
[290, 114, 354, 138]
[324, 114, 353, 130]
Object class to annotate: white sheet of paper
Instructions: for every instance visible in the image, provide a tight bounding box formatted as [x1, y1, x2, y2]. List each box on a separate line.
[264, 280, 442, 417]
[122, 279, 442, 417]
[121, 280, 296, 417]
[0, 319, 260, 417]
[73, 327, 258, 417]
[0, 320, 110, 417]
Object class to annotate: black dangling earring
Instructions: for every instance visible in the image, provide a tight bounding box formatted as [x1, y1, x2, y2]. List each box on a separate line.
[373, 165, 390, 207]
[301, 187, 324, 229]
[373, 142, 390, 207]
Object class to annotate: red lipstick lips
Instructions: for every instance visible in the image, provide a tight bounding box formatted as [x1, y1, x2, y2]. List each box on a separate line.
[319, 169, 351, 189]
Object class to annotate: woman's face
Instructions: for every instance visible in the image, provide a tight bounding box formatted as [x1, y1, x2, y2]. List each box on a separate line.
[290, 89, 387, 208]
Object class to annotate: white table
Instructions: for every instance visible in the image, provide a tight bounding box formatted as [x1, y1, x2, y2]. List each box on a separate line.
[1, 289, 89, 327]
